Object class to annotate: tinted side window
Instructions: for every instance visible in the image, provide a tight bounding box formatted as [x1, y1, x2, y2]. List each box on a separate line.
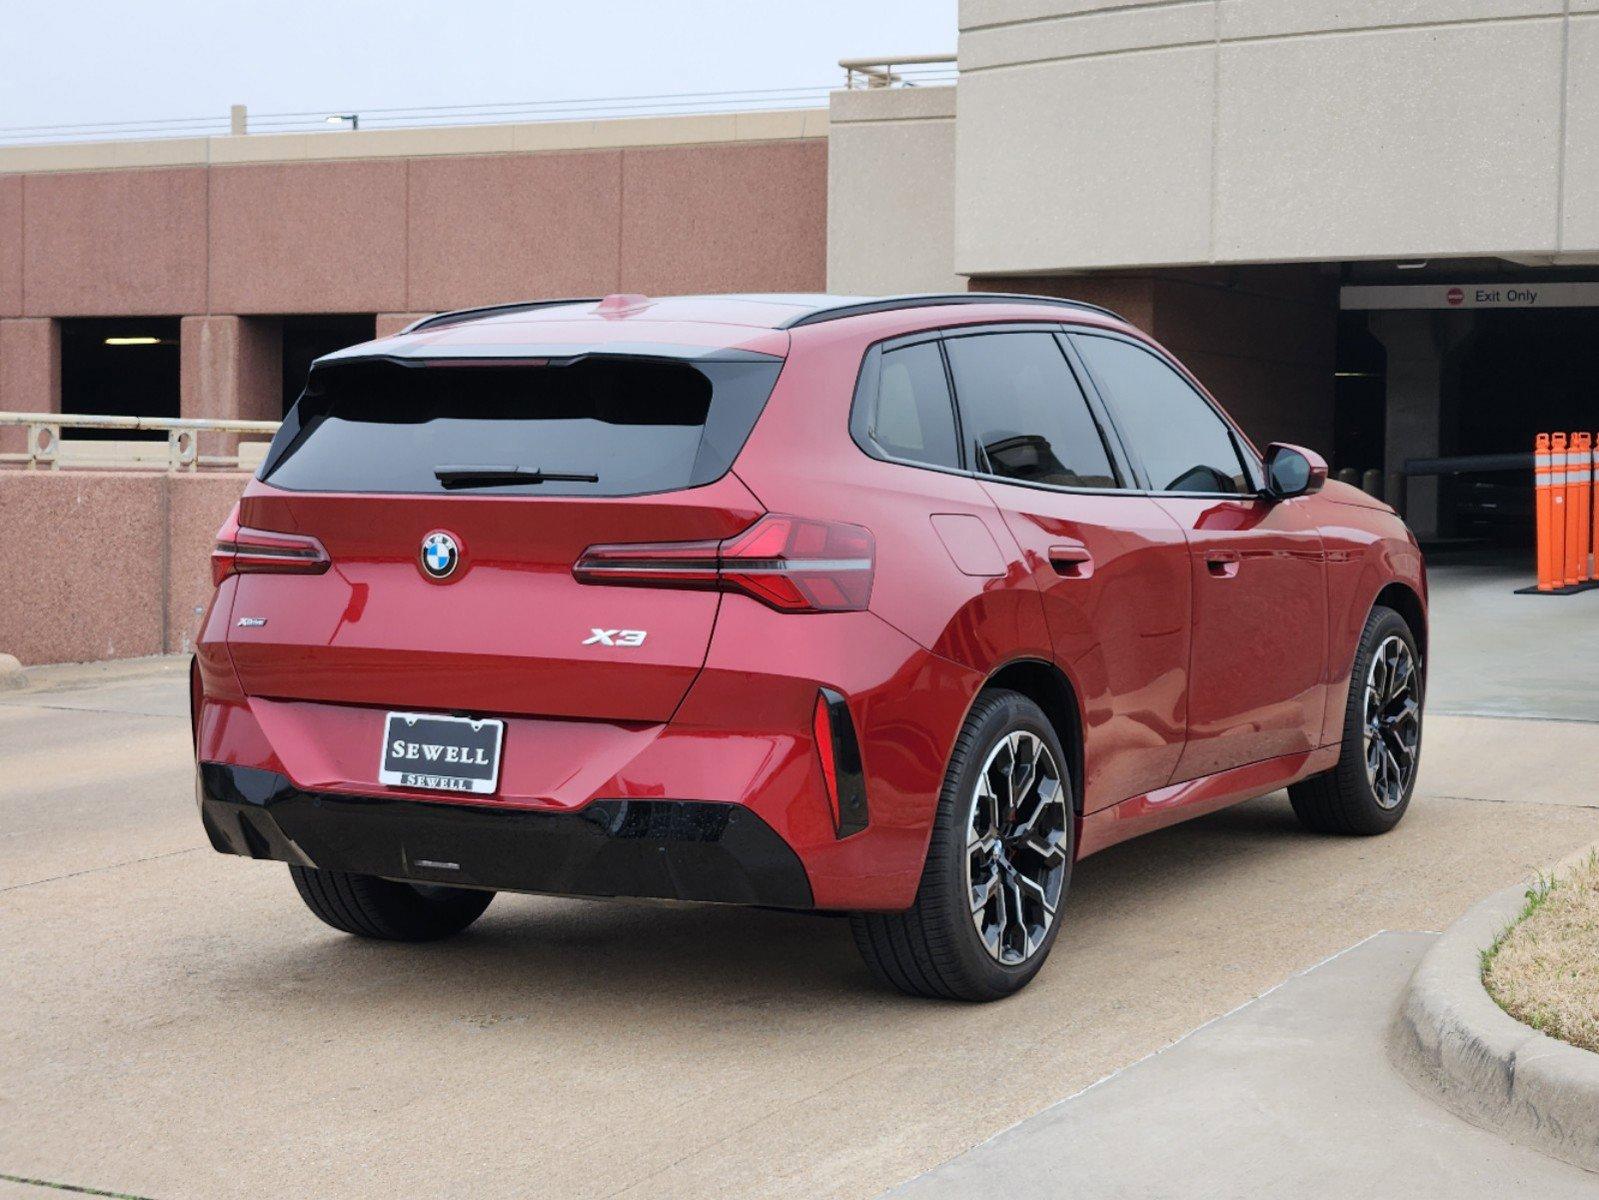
[1074, 335, 1250, 495]
[945, 332, 1118, 489]
[858, 342, 960, 470]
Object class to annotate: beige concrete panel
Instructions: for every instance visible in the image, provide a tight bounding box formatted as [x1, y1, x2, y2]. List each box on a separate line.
[955, 45, 1215, 274]
[1219, 0, 1561, 41]
[1563, 15, 1599, 253]
[963, 0, 1138, 31]
[166, 473, 250, 655]
[0, 175, 20, 316]
[831, 87, 956, 125]
[619, 140, 827, 295]
[22, 168, 207, 316]
[731, 109, 824, 142]
[827, 106, 960, 295]
[1214, 20, 1566, 262]
[208, 160, 408, 314]
[406, 151, 622, 311]
[0, 137, 211, 174]
[961, 2, 1214, 71]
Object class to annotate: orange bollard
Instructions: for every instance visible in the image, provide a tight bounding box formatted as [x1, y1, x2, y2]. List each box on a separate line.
[1551, 433, 1569, 591]
[1536, 434, 1555, 591]
[1565, 432, 1586, 586]
[1573, 432, 1594, 584]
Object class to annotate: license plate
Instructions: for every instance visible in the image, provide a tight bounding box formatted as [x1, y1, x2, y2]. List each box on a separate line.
[379, 711, 504, 795]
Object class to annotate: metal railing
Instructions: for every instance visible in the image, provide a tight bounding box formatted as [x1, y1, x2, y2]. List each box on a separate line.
[0, 413, 281, 473]
[839, 55, 958, 90]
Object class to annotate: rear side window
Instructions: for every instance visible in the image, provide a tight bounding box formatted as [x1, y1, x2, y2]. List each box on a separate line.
[1073, 335, 1251, 495]
[856, 342, 960, 470]
[945, 332, 1119, 489]
[260, 356, 783, 496]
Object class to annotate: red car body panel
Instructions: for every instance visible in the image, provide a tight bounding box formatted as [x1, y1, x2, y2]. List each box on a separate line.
[193, 294, 1426, 913]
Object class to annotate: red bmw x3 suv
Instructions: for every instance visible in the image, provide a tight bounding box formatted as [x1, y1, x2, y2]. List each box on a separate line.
[193, 292, 1427, 1000]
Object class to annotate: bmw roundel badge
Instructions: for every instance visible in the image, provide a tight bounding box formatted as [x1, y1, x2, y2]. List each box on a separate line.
[420, 531, 461, 580]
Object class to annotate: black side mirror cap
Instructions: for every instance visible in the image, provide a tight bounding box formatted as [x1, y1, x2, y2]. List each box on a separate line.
[1263, 443, 1328, 500]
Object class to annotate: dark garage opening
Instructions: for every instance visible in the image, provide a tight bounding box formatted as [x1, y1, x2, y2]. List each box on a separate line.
[60, 317, 181, 440]
[281, 315, 376, 416]
[1448, 308, 1599, 544]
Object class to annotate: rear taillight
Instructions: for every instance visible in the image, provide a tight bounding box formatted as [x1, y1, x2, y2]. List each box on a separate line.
[573, 514, 874, 613]
[211, 503, 331, 587]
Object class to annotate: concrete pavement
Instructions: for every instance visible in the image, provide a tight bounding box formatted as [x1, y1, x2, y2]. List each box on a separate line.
[3, 561, 1598, 1198]
[889, 932, 1599, 1199]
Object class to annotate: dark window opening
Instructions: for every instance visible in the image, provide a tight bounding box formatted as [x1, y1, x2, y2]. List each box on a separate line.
[262, 355, 783, 497]
[60, 317, 181, 440]
[1333, 313, 1386, 476]
[281, 315, 377, 417]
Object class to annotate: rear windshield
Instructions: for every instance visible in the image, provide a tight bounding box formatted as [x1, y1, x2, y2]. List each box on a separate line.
[260, 355, 783, 497]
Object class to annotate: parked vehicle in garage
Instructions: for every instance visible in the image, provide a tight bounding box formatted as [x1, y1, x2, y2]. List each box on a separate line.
[192, 292, 1428, 1000]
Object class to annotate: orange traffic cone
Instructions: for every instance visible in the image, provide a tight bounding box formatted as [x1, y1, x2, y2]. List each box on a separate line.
[1536, 434, 1555, 591]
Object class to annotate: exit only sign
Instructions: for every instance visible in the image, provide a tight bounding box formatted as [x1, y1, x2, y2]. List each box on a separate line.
[1341, 282, 1599, 310]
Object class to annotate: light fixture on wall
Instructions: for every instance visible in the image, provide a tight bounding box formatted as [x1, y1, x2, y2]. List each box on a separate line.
[1396, 261, 1430, 270]
[325, 113, 360, 130]
[103, 336, 166, 346]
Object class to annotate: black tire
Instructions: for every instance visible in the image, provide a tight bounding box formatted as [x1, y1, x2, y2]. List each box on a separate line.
[1289, 604, 1422, 836]
[850, 690, 1074, 1002]
[289, 865, 494, 941]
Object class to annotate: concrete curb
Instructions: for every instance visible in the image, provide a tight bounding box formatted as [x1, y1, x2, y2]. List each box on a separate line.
[1390, 882, 1599, 1175]
[0, 653, 27, 691]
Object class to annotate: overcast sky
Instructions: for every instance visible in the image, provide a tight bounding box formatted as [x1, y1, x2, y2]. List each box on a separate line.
[2, 1, 957, 138]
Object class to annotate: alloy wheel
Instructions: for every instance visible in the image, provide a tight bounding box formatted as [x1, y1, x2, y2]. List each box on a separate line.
[1363, 635, 1420, 809]
[964, 730, 1069, 965]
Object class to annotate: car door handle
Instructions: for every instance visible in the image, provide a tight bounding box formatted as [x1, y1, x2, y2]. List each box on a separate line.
[1205, 550, 1241, 579]
[1048, 544, 1094, 578]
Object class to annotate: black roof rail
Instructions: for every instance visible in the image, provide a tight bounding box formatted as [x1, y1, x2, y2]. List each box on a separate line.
[779, 292, 1127, 329]
[404, 297, 603, 334]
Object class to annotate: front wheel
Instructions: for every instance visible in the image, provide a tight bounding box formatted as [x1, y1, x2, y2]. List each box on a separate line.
[290, 865, 494, 941]
[851, 689, 1074, 1001]
[1288, 604, 1422, 835]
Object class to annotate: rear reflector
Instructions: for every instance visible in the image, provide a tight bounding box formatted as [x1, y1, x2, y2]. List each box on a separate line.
[212, 503, 331, 587]
[814, 687, 869, 838]
[573, 514, 874, 613]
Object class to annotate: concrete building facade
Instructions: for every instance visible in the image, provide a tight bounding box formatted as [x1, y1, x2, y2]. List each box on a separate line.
[5, 2, 1599, 663]
[832, 1, 1599, 539]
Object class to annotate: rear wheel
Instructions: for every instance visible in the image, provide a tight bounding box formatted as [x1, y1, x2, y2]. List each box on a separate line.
[290, 865, 494, 941]
[850, 690, 1074, 1001]
[1288, 604, 1422, 835]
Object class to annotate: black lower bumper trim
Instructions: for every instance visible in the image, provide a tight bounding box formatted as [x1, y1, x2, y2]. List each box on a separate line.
[197, 763, 814, 909]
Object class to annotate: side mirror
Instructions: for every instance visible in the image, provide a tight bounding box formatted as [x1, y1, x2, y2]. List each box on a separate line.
[1263, 443, 1327, 500]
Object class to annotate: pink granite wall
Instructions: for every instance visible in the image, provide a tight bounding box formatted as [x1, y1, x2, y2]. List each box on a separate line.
[21, 168, 208, 316]
[0, 471, 246, 665]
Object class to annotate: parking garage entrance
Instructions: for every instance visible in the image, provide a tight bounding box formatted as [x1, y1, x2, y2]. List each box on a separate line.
[60, 317, 181, 440]
[1339, 280, 1599, 547]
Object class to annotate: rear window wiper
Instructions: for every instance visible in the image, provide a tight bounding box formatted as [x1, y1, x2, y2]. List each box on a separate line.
[434, 464, 600, 489]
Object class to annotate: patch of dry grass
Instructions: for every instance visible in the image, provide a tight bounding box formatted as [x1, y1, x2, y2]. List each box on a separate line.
[1483, 852, 1599, 1055]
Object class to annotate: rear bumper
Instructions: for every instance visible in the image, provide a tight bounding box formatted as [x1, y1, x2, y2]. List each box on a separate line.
[198, 762, 814, 909]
